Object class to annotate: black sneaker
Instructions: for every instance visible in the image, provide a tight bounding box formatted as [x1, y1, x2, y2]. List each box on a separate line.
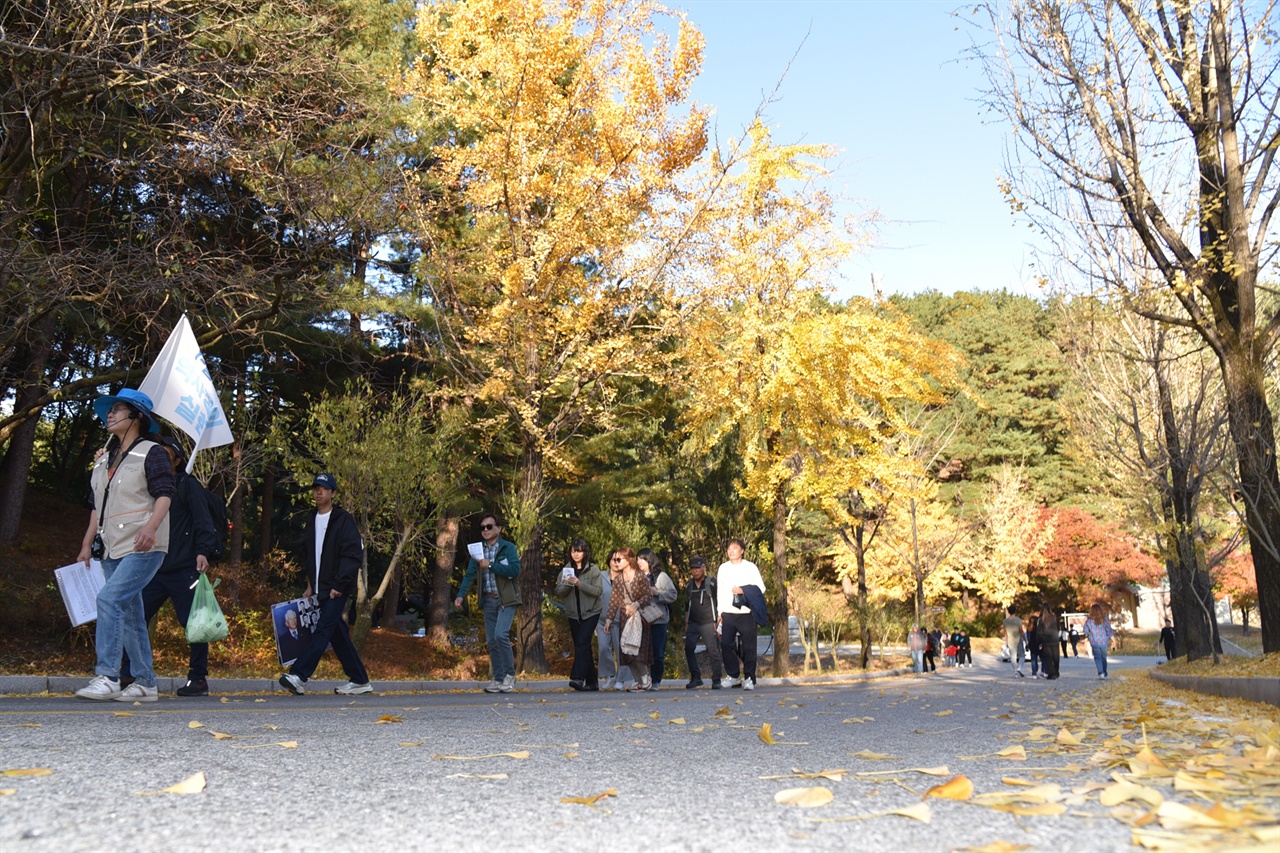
[711, 680, 723, 689]
[569, 679, 586, 691]
[176, 679, 209, 697]
[685, 678, 704, 689]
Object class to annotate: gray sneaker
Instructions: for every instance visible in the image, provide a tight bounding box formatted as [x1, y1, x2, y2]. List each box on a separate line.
[114, 683, 158, 702]
[75, 675, 122, 701]
[483, 679, 502, 693]
[335, 681, 373, 695]
[742, 677, 755, 691]
[722, 675, 742, 689]
[499, 674, 516, 693]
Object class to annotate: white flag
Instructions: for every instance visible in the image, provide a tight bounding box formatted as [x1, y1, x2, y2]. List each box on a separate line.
[139, 315, 234, 471]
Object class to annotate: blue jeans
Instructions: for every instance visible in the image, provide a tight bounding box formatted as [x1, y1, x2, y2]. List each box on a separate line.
[121, 565, 209, 681]
[910, 649, 923, 673]
[96, 552, 166, 687]
[483, 596, 517, 680]
[289, 594, 368, 684]
[1091, 644, 1109, 676]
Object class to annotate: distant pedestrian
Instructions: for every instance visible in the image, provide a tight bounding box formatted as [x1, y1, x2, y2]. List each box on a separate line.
[555, 538, 603, 691]
[1083, 603, 1114, 679]
[74, 389, 174, 702]
[957, 630, 973, 667]
[924, 628, 939, 672]
[1159, 621, 1176, 661]
[453, 512, 521, 693]
[278, 473, 372, 696]
[601, 547, 655, 691]
[907, 625, 928, 674]
[1037, 605, 1060, 680]
[716, 538, 765, 691]
[596, 553, 633, 691]
[637, 548, 677, 689]
[682, 556, 722, 689]
[1027, 614, 1043, 677]
[1068, 624, 1081, 657]
[1059, 623, 1069, 657]
[1003, 606, 1026, 677]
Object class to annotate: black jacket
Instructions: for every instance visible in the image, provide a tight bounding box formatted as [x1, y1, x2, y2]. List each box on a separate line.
[158, 472, 217, 573]
[685, 576, 718, 625]
[300, 506, 363, 597]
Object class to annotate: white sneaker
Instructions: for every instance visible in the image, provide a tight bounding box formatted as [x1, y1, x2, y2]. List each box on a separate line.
[743, 678, 755, 691]
[114, 683, 158, 703]
[638, 675, 653, 691]
[614, 680, 627, 691]
[483, 679, 502, 693]
[602, 677, 615, 690]
[722, 675, 742, 689]
[278, 673, 305, 695]
[75, 675, 122, 701]
[335, 681, 373, 695]
[499, 674, 516, 693]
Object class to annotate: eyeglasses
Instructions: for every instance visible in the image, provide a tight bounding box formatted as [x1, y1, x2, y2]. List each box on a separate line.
[480, 524, 496, 531]
[108, 403, 132, 415]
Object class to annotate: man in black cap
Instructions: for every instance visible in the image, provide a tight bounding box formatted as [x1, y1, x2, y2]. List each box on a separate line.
[682, 556, 723, 689]
[278, 473, 372, 696]
[119, 435, 218, 696]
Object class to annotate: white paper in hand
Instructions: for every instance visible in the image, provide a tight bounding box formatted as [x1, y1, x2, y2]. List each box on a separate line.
[54, 561, 105, 627]
[467, 542, 485, 562]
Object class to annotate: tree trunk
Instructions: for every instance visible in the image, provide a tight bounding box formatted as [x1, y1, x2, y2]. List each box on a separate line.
[771, 486, 789, 677]
[1220, 353, 1280, 654]
[515, 444, 548, 673]
[0, 334, 50, 546]
[429, 511, 459, 646]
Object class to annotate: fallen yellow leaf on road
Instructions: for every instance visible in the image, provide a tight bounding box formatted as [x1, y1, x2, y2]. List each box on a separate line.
[1155, 801, 1226, 830]
[560, 789, 618, 810]
[668, 718, 685, 725]
[648, 712, 660, 719]
[957, 843, 1032, 853]
[0, 789, 15, 796]
[229, 742, 298, 749]
[209, 731, 235, 740]
[135, 771, 206, 796]
[934, 710, 954, 717]
[996, 745, 1027, 760]
[842, 717, 874, 724]
[761, 769, 849, 782]
[850, 751, 899, 761]
[375, 715, 403, 724]
[774, 786, 834, 808]
[924, 775, 974, 801]
[759, 723, 777, 745]
[2, 768, 52, 777]
[433, 752, 531, 761]
[1056, 728, 1084, 746]
[399, 742, 425, 748]
[187, 721, 205, 729]
[263, 724, 279, 731]
[113, 712, 132, 717]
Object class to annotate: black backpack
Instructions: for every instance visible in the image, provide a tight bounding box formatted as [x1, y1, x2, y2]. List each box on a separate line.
[199, 482, 230, 560]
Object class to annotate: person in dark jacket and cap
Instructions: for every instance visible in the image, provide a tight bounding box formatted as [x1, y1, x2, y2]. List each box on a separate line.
[119, 435, 219, 696]
[278, 473, 373, 696]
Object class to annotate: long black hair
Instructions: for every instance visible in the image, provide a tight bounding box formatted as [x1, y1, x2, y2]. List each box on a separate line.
[636, 547, 661, 583]
[565, 538, 592, 569]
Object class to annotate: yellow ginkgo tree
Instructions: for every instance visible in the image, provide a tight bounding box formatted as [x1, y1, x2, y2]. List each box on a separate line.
[682, 123, 961, 673]
[405, 0, 707, 671]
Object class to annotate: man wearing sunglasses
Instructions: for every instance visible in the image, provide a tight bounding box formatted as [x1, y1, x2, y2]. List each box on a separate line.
[454, 513, 522, 693]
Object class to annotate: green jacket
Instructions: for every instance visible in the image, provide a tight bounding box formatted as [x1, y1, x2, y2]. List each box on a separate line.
[554, 563, 604, 620]
[458, 538, 522, 607]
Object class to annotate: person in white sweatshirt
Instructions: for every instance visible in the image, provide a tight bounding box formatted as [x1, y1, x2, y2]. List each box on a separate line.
[715, 538, 765, 691]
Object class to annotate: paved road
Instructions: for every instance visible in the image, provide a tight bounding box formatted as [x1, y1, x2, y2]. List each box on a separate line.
[0, 653, 1144, 852]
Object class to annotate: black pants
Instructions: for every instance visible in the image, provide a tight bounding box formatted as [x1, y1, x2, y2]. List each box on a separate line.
[1060, 639, 1069, 656]
[684, 621, 723, 681]
[720, 612, 757, 681]
[289, 594, 368, 684]
[1041, 645, 1060, 679]
[649, 622, 668, 685]
[568, 614, 599, 687]
[121, 565, 208, 681]
[923, 649, 936, 671]
[957, 647, 972, 665]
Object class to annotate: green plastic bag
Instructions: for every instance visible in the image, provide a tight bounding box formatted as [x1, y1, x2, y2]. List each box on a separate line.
[186, 573, 229, 643]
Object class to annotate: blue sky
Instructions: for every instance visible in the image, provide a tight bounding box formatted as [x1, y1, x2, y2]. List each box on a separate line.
[675, 0, 1044, 301]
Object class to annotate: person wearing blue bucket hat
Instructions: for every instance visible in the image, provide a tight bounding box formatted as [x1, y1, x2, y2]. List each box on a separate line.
[73, 388, 176, 702]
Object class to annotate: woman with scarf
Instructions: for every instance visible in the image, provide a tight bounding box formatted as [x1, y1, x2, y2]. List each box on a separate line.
[601, 548, 655, 691]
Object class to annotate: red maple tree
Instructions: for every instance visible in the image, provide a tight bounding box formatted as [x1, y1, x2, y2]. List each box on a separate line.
[1214, 551, 1259, 635]
[1034, 507, 1163, 609]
